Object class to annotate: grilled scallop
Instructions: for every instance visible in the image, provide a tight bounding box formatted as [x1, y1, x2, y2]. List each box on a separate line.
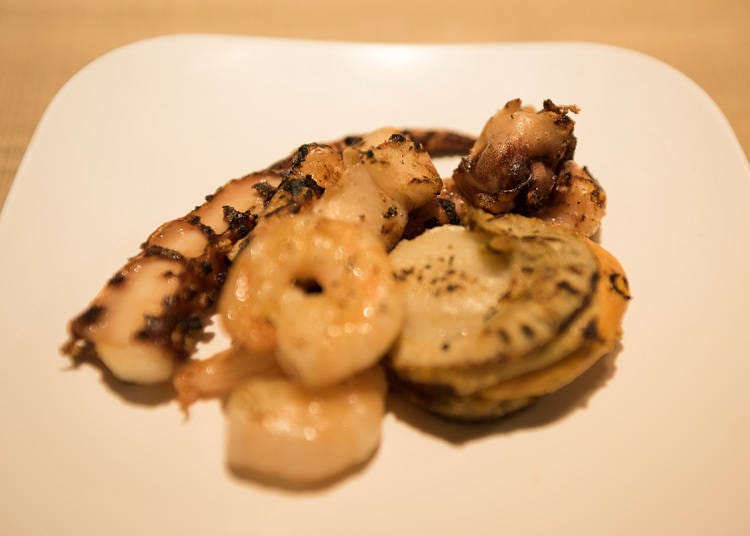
[226, 366, 387, 483]
[387, 210, 629, 420]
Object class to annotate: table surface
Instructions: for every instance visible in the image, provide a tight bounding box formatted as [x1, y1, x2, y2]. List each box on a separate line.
[1, 0, 748, 211]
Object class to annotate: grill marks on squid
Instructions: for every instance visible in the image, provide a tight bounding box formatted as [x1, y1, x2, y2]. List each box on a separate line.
[63, 171, 282, 364]
[63, 129, 476, 374]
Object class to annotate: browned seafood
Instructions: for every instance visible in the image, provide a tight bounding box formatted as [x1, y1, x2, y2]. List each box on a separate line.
[60, 102, 629, 489]
[194, 129, 441, 394]
[175, 128, 444, 403]
[226, 365, 388, 483]
[406, 99, 606, 239]
[173, 345, 276, 409]
[61, 105, 605, 389]
[220, 214, 404, 389]
[267, 128, 475, 171]
[535, 161, 607, 237]
[453, 99, 578, 215]
[63, 170, 281, 383]
[264, 128, 454, 249]
[62, 129, 473, 385]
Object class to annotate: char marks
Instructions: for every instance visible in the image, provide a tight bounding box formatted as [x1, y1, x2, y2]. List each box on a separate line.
[63, 170, 283, 373]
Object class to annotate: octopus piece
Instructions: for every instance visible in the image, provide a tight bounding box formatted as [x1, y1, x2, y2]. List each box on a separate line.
[408, 161, 607, 240]
[405, 99, 606, 238]
[219, 213, 405, 388]
[535, 161, 607, 237]
[402, 177, 470, 239]
[63, 170, 282, 383]
[452, 98, 578, 214]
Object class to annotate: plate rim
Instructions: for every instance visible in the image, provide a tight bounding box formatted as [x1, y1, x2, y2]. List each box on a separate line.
[5, 34, 746, 222]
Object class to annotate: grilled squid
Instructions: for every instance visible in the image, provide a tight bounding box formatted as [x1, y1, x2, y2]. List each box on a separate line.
[62, 129, 472, 386]
[63, 170, 282, 383]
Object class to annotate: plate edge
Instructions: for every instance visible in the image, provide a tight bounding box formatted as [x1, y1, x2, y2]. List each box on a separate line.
[4, 34, 746, 222]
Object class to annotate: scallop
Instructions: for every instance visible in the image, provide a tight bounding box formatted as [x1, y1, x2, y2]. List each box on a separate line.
[225, 366, 387, 483]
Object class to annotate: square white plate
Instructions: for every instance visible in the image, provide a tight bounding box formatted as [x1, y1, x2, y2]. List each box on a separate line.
[1, 35, 748, 535]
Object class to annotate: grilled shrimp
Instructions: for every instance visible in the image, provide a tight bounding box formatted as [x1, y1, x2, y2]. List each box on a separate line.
[63, 170, 281, 383]
[173, 345, 276, 409]
[226, 366, 387, 484]
[220, 214, 405, 388]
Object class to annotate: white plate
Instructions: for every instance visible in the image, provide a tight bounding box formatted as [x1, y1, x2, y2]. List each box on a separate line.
[1, 35, 748, 535]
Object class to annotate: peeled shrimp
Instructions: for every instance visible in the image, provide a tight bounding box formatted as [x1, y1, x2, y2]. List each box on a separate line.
[220, 214, 404, 388]
[265, 128, 443, 250]
[226, 366, 387, 483]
